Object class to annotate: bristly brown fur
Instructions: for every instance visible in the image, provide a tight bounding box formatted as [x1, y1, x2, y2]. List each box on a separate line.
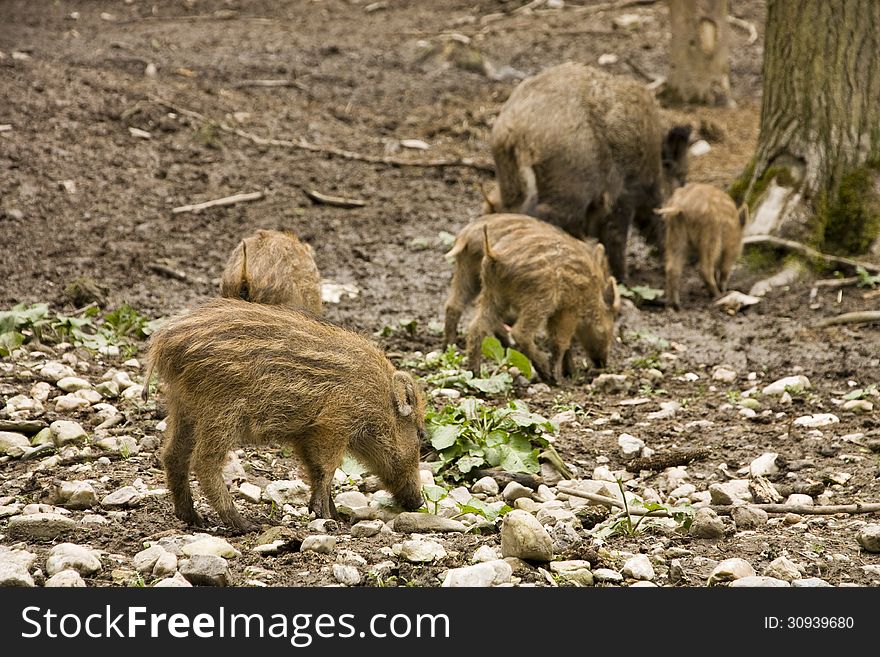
[658, 183, 744, 310]
[144, 298, 425, 532]
[220, 229, 323, 313]
[457, 214, 618, 384]
[488, 61, 691, 282]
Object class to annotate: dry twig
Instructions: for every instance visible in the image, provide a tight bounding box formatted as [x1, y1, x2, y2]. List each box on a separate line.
[813, 311, 880, 329]
[151, 97, 494, 173]
[743, 235, 880, 275]
[304, 190, 367, 208]
[171, 191, 264, 215]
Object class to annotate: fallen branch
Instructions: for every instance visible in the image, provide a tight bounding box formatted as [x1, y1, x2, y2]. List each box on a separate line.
[151, 97, 494, 173]
[171, 191, 264, 215]
[558, 486, 880, 517]
[813, 276, 860, 289]
[713, 502, 880, 516]
[625, 448, 710, 472]
[813, 311, 880, 329]
[304, 189, 367, 208]
[743, 235, 880, 275]
[148, 263, 189, 281]
[572, 0, 659, 13]
[235, 79, 308, 91]
[727, 15, 758, 44]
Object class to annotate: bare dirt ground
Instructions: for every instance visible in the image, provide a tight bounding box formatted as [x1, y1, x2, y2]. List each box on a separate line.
[1, 0, 879, 588]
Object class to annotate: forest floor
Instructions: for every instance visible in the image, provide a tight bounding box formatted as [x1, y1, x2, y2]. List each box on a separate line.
[1, 0, 879, 588]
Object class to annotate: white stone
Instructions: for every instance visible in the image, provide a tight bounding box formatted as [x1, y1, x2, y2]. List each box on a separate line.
[622, 554, 654, 581]
[471, 545, 501, 563]
[749, 452, 779, 477]
[0, 562, 34, 587]
[45, 570, 86, 587]
[398, 538, 447, 562]
[708, 558, 755, 584]
[0, 547, 37, 570]
[121, 384, 145, 400]
[179, 555, 231, 586]
[7, 513, 76, 540]
[101, 486, 143, 508]
[857, 524, 880, 552]
[729, 576, 790, 587]
[57, 376, 92, 392]
[765, 556, 801, 581]
[54, 394, 91, 412]
[502, 481, 533, 502]
[442, 560, 512, 587]
[471, 476, 499, 496]
[597, 53, 618, 65]
[95, 381, 120, 398]
[50, 420, 87, 446]
[153, 573, 193, 587]
[593, 568, 624, 583]
[762, 375, 811, 396]
[40, 361, 76, 382]
[46, 543, 102, 576]
[265, 480, 311, 506]
[95, 435, 139, 455]
[0, 431, 30, 457]
[792, 578, 832, 587]
[237, 482, 262, 504]
[4, 395, 44, 414]
[618, 433, 644, 460]
[784, 493, 813, 506]
[332, 564, 362, 586]
[182, 537, 240, 559]
[669, 483, 696, 499]
[73, 389, 103, 404]
[350, 520, 384, 538]
[56, 480, 98, 509]
[335, 490, 371, 514]
[793, 413, 839, 428]
[708, 480, 751, 505]
[112, 371, 136, 390]
[712, 367, 737, 383]
[550, 560, 594, 586]
[300, 535, 336, 555]
[842, 399, 873, 413]
[500, 510, 553, 562]
[28, 381, 52, 402]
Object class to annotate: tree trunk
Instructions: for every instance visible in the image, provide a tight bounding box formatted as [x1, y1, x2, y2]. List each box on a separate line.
[664, 0, 731, 105]
[735, 0, 880, 256]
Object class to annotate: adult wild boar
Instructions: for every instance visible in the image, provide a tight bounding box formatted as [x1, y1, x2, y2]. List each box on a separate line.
[220, 229, 323, 313]
[143, 299, 425, 532]
[489, 61, 692, 281]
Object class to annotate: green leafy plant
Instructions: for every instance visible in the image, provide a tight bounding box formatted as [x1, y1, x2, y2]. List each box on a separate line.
[593, 480, 694, 539]
[416, 339, 533, 397]
[454, 496, 512, 523]
[843, 384, 877, 400]
[426, 397, 555, 480]
[617, 283, 664, 303]
[855, 266, 880, 288]
[421, 484, 448, 515]
[0, 302, 160, 357]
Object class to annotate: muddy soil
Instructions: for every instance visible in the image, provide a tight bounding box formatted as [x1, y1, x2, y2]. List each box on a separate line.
[1, 0, 879, 588]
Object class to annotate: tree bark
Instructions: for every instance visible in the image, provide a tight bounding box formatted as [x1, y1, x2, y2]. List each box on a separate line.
[737, 0, 880, 255]
[664, 0, 731, 105]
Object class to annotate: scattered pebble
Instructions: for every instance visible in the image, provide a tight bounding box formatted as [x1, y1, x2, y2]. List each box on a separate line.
[708, 558, 755, 584]
[622, 554, 654, 581]
[500, 510, 553, 562]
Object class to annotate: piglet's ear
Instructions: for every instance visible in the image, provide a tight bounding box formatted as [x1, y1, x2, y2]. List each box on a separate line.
[392, 371, 416, 417]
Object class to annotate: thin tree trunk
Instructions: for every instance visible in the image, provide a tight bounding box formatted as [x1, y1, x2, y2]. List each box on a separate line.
[664, 0, 731, 105]
[737, 0, 880, 255]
